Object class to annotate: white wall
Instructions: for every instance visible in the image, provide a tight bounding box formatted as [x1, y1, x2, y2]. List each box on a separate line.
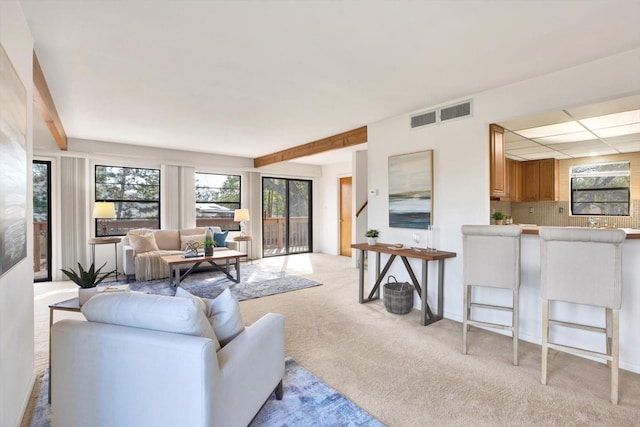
[317, 162, 351, 255]
[0, 3, 34, 427]
[366, 48, 640, 324]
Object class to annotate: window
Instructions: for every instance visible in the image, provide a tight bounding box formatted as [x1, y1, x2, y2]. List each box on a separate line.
[570, 161, 630, 216]
[95, 165, 160, 236]
[195, 173, 241, 230]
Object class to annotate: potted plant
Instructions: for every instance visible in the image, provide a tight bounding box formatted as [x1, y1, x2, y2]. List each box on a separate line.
[203, 238, 217, 256]
[203, 227, 218, 256]
[365, 229, 380, 245]
[61, 262, 115, 306]
[492, 211, 505, 225]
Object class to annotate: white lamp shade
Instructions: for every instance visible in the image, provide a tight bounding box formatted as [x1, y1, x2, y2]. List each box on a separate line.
[234, 208, 250, 222]
[93, 202, 116, 219]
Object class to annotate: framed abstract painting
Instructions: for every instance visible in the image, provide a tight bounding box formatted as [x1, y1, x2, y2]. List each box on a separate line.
[0, 43, 27, 278]
[388, 150, 433, 229]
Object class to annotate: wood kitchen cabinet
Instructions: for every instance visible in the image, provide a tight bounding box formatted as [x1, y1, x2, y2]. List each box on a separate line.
[505, 158, 522, 202]
[489, 124, 506, 199]
[521, 158, 558, 201]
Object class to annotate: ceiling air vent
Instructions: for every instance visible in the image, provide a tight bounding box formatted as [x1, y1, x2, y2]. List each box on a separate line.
[440, 100, 472, 122]
[410, 110, 437, 128]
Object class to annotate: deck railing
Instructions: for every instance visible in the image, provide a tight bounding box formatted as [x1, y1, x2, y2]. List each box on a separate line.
[263, 216, 309, 254]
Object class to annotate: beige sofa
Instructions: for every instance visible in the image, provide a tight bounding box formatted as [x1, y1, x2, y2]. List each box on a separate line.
[122, 227, 236, 282]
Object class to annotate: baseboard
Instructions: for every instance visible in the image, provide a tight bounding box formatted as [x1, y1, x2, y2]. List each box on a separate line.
[16, 370, 37, 427]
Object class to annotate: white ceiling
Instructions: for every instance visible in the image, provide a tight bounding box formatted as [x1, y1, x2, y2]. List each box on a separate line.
[20, 1, 640, 165]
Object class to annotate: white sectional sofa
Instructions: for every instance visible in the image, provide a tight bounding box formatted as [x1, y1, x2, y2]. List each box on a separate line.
[122, 227, 237, 282]
[50, 292, 285, 427]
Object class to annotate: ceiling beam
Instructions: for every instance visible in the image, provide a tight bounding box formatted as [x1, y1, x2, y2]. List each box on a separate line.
[254, 126, 367, 168]
[33, 51, 67, 150]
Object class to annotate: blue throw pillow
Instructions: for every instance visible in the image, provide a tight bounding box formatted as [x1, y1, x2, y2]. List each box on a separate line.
[214, 231, 228, 248]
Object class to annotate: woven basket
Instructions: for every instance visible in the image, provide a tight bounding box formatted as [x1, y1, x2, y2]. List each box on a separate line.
[383, 276, 414, 315]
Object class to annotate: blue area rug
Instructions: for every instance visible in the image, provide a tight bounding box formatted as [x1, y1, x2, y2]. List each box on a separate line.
[31, 359, 384, 427]
[127, 263, 322, 300]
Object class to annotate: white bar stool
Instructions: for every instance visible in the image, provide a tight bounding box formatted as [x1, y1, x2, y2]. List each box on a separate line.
[461, 225, 522, 365]
[539, 227, 626, 404]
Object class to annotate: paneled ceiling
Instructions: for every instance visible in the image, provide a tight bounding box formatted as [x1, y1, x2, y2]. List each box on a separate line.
[500, 95, 640, 161]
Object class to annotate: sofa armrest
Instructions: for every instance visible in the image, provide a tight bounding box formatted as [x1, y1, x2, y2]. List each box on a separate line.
[122, 244, 135, 275]
[213, 313, 285, 427]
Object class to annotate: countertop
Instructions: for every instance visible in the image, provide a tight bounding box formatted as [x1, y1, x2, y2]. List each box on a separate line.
[517, 225, 640, 239]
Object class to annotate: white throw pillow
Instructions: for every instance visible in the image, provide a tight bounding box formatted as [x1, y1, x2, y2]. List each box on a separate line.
[206, 288, 245, 347]
[82, 292, 220, 351]
[180, 234, 205, 251]
[128, 232, 159, 254]
[175, 286, 207, 314]
[174, 287, 245, 347]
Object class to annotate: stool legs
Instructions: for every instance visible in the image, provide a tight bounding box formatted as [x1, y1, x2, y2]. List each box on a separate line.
[462, 284, 470, 355]
[462, 285, 518, 365]
[512, 289, 519, 366]
[541, 299, 549, 385]
[541, 301, 619, 404]
[611, 309, 619, 405]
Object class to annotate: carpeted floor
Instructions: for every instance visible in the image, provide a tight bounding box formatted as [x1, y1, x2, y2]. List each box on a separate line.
[30, 358, 383, 427]
[127, 263, 322, 300]
[23, 254, 640, 426]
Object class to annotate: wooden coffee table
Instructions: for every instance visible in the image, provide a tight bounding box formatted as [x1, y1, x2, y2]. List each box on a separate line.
[161, 250, 247, 286]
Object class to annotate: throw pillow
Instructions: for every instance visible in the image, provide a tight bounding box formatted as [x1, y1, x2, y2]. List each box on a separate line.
[82, 293, 221, 351]
[180, 234, 205, 251]
[205, 288, 244, 347]
[128, 232, 159, 254]
[174, 287, 244, 347]
[213, 230, 228, 248]
[175, 286, 207, 315]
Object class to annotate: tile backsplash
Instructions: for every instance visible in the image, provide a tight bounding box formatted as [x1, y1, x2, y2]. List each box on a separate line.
[490, 200, 640, 229]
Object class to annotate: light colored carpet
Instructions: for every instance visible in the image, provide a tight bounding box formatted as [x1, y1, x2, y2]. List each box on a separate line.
[23, 254, 640, 426]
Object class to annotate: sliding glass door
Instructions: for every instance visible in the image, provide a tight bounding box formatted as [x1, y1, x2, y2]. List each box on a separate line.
[33, 160, 51, 281]
[262, 177, 312, 257]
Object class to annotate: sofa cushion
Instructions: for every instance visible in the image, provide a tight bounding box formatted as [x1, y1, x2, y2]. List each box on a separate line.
[154, 229, 180, 250]
[175, 288, 244, 347]
[81, 292, 220, 350]
[181, 234, 205, 251]
[214, 230, 229, 248]
[128, 233, 159, 254]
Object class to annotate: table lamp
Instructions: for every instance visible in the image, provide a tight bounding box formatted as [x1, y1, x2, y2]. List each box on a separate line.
[234, 208, 250, 236]
[93, 202, 116, 237]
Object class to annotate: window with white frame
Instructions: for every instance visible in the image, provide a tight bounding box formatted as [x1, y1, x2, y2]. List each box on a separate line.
[570, 161, 630, 216]
[195, 173, 241, 230]
[95, 165, 161, 236]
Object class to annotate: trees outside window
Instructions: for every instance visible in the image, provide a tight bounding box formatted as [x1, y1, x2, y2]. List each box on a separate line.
[95, 165, 160, 236]
[262, 177, 311, 256]
[570, 161, 630, 216]
[196, 173, 241, 231]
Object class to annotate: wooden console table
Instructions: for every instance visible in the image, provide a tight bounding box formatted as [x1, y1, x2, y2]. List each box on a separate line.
[351, 242, 457, 326]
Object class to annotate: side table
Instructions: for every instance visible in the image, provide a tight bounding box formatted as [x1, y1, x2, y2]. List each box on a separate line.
[48, 297, 81, 403]
[88, 237, 121, 281]
[233, 235, 252, 264]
